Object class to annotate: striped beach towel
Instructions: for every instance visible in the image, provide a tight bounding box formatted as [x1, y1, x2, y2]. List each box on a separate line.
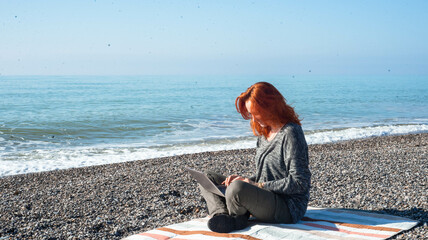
[123, 207, 419, 240]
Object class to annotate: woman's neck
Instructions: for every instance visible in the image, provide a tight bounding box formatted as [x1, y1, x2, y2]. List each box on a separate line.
[267, 123, 284, 141]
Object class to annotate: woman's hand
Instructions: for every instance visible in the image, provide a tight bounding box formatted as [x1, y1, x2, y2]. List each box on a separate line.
[222, 175, 255, 186]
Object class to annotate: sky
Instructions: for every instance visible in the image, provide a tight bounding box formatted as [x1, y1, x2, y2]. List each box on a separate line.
[1, 1, 427, 75]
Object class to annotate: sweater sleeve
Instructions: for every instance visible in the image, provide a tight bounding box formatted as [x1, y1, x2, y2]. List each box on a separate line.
[263, 127, 311, 195]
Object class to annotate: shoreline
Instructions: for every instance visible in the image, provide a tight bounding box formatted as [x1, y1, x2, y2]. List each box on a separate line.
[1, 133, 427, 239]
[2, 123, 428, 178]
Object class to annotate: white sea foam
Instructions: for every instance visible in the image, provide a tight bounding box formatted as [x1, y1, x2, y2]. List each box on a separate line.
[0, 138, 256, 177]
[305, 124, 428, 144]
[0, 124, 427, 177]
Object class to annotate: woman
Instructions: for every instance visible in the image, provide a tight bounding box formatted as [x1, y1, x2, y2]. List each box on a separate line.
[199, 82, 311, 233]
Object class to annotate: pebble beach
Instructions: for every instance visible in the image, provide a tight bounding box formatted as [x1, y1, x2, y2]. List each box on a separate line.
[1, 133, 427, 239]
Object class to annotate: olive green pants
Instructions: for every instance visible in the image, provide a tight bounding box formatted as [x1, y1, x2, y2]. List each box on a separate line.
[199, 171, 292, 223]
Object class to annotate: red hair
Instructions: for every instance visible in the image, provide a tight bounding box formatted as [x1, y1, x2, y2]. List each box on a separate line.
[235, 82, 301, 138]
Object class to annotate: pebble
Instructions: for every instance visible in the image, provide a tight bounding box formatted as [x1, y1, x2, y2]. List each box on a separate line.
[0, 133, 426, 239]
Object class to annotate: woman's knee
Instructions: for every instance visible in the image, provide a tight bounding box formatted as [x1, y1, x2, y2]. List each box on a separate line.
[226, 180, 249, 199]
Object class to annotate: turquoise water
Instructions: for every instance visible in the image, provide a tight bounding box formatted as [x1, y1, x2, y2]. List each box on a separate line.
[1, 75, 427, 176]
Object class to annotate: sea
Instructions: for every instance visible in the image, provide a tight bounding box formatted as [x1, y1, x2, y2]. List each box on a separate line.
[1, 75, 427, 177]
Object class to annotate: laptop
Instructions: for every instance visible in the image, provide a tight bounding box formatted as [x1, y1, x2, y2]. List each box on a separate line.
[185, 167, 226, 197]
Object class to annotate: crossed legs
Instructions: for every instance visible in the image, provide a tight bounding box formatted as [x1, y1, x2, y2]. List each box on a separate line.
[198, 171, 292, 232]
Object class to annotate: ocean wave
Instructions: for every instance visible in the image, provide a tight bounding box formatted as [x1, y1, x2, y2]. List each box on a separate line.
[305, 124, 428, 144]
[0, 137, 256, 177]
[1, 124, 427, 177]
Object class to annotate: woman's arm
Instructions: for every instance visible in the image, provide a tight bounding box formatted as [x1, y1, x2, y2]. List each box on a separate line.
[263, 127, 311, 195]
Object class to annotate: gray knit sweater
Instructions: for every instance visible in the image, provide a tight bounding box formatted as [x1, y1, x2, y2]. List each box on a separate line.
[249, 123, 311, 223]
